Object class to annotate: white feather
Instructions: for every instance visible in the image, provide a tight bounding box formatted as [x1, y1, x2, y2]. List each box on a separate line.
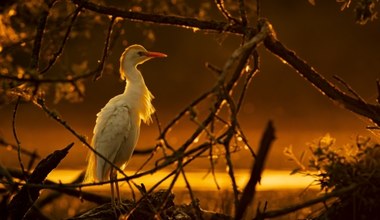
[84, 44, 162, 183]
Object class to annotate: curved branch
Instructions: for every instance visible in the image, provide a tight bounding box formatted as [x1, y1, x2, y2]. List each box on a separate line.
[262, 20, 380, 126]
[40, 4, 82, 74]
[71, 0, 251, 35]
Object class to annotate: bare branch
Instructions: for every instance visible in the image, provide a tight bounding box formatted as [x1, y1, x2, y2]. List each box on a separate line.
[262, 19, 380, 125]
[377, 79, 380, 104]
[235, 121, 276, 220]
[214, 0, 240, 23]
[93, 16, 116, 80]
[254, 183, 358, 219]
[8, 143, 73, 220]
[12, 97, 27, 180]
[236, 50, 259, 113]
[333, 75, 367, 103]
[71, 0, 251, 34]
[40, 5, 82, 74]
[238, 0, 248, 26]
[30, 0, 57, 70]
[0, 137, 41, 160]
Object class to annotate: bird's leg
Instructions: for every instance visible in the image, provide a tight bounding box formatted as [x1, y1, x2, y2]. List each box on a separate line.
[114, 170, 130, 216]
[110, 168, 118, 218]
[115, 173, 122, 205]
[111, 169, 128, 217]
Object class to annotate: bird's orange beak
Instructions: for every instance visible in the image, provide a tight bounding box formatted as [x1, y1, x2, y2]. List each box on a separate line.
[144, 51, 167, 58]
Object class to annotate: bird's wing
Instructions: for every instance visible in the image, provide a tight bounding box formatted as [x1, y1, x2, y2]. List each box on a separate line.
[91, 103, 131, 181]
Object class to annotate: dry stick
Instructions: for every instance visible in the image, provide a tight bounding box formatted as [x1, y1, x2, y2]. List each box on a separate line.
[256, 0, 261, 18]
[235, 121, 275, 220]
[71, 0, 251, 34]
[40, 5, 82, 74]
[333, 75, 367, 104]
[217, 27, 268, 209]
[234, 51, 260, 157]
[166, 27, 268, 210]
[262, 20, 380, 125]
[120, 143, 211, 218]
[126, 162, 181, 218]
[7, 168, 110, 205]
[180, 169, 204, 220]
[214, 0, 240, 24]
[30, 0, 57, 70]
[12, 97, 27, 181]
[208, 144, 221, 190]
[236, 50, 260, 113]
[208, 115, 221, 190]
[254, 184, 359, 219]
[155, 163, 182, 215]
[2, 16, 117, 84]
[376, 79, 380, 104]
[0, 138, 41, 160]
[2, 142, 212, 192]
[0, 70, 94, 83]
[238, 0, 248, 26]
[8, 143, 73, 220]
[93, 16, 116, 80]
[178, 24, 269, 154]
[159, 88, 214, 139]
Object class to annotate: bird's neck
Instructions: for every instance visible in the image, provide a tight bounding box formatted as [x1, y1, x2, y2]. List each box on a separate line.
[123, 66, 155, 124]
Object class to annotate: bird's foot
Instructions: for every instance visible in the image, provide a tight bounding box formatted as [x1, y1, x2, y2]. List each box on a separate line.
[111, 199, 130, 218]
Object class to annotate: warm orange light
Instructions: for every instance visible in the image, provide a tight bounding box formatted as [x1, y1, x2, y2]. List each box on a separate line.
[47, 169, 317, 191]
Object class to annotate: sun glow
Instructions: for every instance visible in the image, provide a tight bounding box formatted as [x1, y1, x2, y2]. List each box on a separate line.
[47, 169, 317, 191]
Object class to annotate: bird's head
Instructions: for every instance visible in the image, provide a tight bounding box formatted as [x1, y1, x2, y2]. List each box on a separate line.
[120, 44, 167, 80]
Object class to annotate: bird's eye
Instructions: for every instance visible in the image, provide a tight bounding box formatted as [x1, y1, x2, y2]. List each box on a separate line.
[137, 51, 144, 56]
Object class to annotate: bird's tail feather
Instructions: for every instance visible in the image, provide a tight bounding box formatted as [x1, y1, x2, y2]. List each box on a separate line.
[84, 151, 96, 183]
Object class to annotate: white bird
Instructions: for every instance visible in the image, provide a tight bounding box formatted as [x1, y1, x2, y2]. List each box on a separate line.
[85, 44, 167, 204]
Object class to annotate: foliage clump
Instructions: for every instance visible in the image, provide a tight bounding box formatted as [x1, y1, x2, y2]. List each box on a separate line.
[287, 134, 380, 219]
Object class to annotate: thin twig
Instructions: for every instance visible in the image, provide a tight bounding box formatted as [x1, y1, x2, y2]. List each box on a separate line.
[238, 0, 248, 26]
[30, 0, 57, 70]
[71, 0, 251, 34]
[208, 145, 221, 190]
[333, 75, 367, 103]
[376, 79, 380, 104]
[214, 0, 240, 23]
[236, 50, 259, 113]
[93, 16, 116, 80]
[256, 0, 261, 18]
[12, 97, 27, 180]
[40, 5, 82, 74]
[254, 184, 359, 219]
[181, 169, 204, 220]
[0, 138, 41, 159]
[159, 88, 214, 139]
